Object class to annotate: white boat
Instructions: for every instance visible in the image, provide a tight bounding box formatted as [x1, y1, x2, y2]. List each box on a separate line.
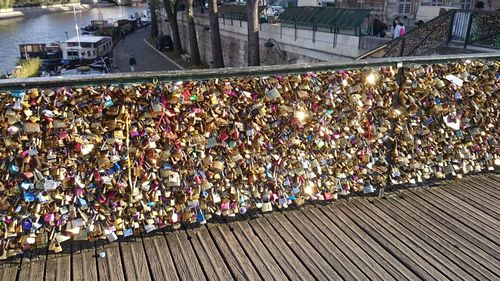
[60, 35, 113, 62]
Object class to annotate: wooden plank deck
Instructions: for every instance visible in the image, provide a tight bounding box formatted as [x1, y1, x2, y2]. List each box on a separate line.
[1, 173, 499, 281]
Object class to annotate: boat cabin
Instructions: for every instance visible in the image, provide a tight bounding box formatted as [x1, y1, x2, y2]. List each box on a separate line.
[19, 43, 61, 60]
[61, 35, 113, 61]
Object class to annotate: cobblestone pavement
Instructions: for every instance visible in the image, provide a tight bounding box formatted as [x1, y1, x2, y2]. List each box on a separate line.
[113, 26, 181, 73]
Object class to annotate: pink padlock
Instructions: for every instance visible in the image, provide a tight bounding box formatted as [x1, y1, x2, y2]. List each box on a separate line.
[220, 132, 229, 142]
[194, 174, 202, 185]
[44, 213, 55, 222]
[221, 201, 230, 211]
[21, 150, 30, 158]
[58, 131, 69, 140]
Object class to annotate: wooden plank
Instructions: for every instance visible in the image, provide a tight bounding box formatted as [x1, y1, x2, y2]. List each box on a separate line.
[95, 240, 126, 281]
[456, 177, 500, 206]
[470, 177, 500, 200]
[428, 186, 500, 227]
[304, 207, 397, 281]
[187, 227, 233, 281]
[230, 221, 288, 280]
[371, 197, 497, 280]
[177, 231, 208, 281]
[142, 234, 180, 281]
[402, 193, 500, 260]
[0, 253, 21, 281]
[266, 213, 342, 281]
[119, 237, 152, 281]
[45, 242, 72, 281]
[447, 176, 500, 200]
[338, 202, 449, 280]
[384, 196, 500, 277]
[285, 210, 371, 281]
[18, 245, 47, 281]
[208, 224, 261, 280]
[318, 205, 421, 281]
[442, 182, 500, 217]
[248, 218, 315, 281]
[396, 192, 500, 274]
[166, 231, 206, 281]
[411, 190, 500, 245]
[352, 199, 469, 280]
[72, 240, 99, 281]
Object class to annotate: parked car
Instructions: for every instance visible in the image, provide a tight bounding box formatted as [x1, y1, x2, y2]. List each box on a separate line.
[156, 35, 174, 51]
[204, 0, 223, 8]
[266, 6, 285, 17]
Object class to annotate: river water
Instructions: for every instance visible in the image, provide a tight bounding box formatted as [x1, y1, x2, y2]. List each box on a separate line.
[0, 5, 145, 74]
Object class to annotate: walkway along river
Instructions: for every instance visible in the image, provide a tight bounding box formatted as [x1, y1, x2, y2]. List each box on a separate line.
[0, 5, 144, 74]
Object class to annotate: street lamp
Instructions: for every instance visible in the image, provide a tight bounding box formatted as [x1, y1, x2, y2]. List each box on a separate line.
[264, 38, 287, 60]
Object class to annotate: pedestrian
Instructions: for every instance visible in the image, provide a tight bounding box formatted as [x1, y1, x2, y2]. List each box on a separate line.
[129, 55, 137, 72]
[372, 17, 381, 37]
[380, 23, 388, 38]
[394, 20, 406, 38]
[392, 16, 400, 30]
[398, 22, 406, 37]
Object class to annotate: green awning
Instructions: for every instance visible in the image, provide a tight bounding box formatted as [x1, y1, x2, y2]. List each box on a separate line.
[279, 7, 371, 30]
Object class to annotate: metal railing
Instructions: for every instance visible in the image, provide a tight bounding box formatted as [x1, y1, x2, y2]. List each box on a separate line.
[372, 9, 500, 59]
[0, 54, 498, 250]
[1, 53, 499, 91]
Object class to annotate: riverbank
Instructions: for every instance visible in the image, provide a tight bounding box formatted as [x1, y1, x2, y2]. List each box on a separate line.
[0, 3, 89, 20]
[112, 26, 182, 72]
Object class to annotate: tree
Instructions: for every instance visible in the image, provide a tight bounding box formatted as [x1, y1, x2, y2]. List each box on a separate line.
[208, 0, 224, 68]
[185, 0, 201, 65]
[162, 0, 183, 56]
[150, 0, 159, 38]
[246, 0, 260, 66]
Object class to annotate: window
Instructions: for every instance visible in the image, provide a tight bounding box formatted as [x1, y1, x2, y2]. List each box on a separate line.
[398, 0, 412, 14]
[87, 51, 91, 57]
[461, 0, 472, 9]
[93, 50, 96, 55]
[430, 0, 443, 6]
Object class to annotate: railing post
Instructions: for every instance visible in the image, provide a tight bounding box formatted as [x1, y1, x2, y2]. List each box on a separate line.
[464, 12, 474, 48]
[399, 38, 405, 57]
[447, 11, 456, 45]
[381, 61, 404, 197]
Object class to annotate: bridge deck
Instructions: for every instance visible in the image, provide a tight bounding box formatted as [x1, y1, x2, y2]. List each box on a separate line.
[1, 173, 499, 281]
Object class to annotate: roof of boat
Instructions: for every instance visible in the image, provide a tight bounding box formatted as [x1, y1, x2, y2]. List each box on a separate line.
[65, 35, 112, 43]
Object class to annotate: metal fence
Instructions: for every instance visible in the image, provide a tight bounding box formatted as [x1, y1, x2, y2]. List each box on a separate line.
[380, 9, 500, 59]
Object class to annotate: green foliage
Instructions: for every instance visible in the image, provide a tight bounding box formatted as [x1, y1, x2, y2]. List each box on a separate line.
[0, 0, 14, 9]
[14, 58, 41, 78]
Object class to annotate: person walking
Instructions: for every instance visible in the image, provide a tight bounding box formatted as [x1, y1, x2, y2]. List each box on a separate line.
[129, 55, 137, 72]
[392, 16, 400, 30]
[394, 20, 406, 38]
[372, 17, 381, 37]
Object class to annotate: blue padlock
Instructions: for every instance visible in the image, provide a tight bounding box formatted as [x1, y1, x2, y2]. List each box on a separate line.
[77, 197, 87, 207]
[24, 192, 35, 202]
[22, 220, 32, 230]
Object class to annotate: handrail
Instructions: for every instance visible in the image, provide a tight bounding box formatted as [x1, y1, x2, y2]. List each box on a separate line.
[1, 53, 499, 91]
